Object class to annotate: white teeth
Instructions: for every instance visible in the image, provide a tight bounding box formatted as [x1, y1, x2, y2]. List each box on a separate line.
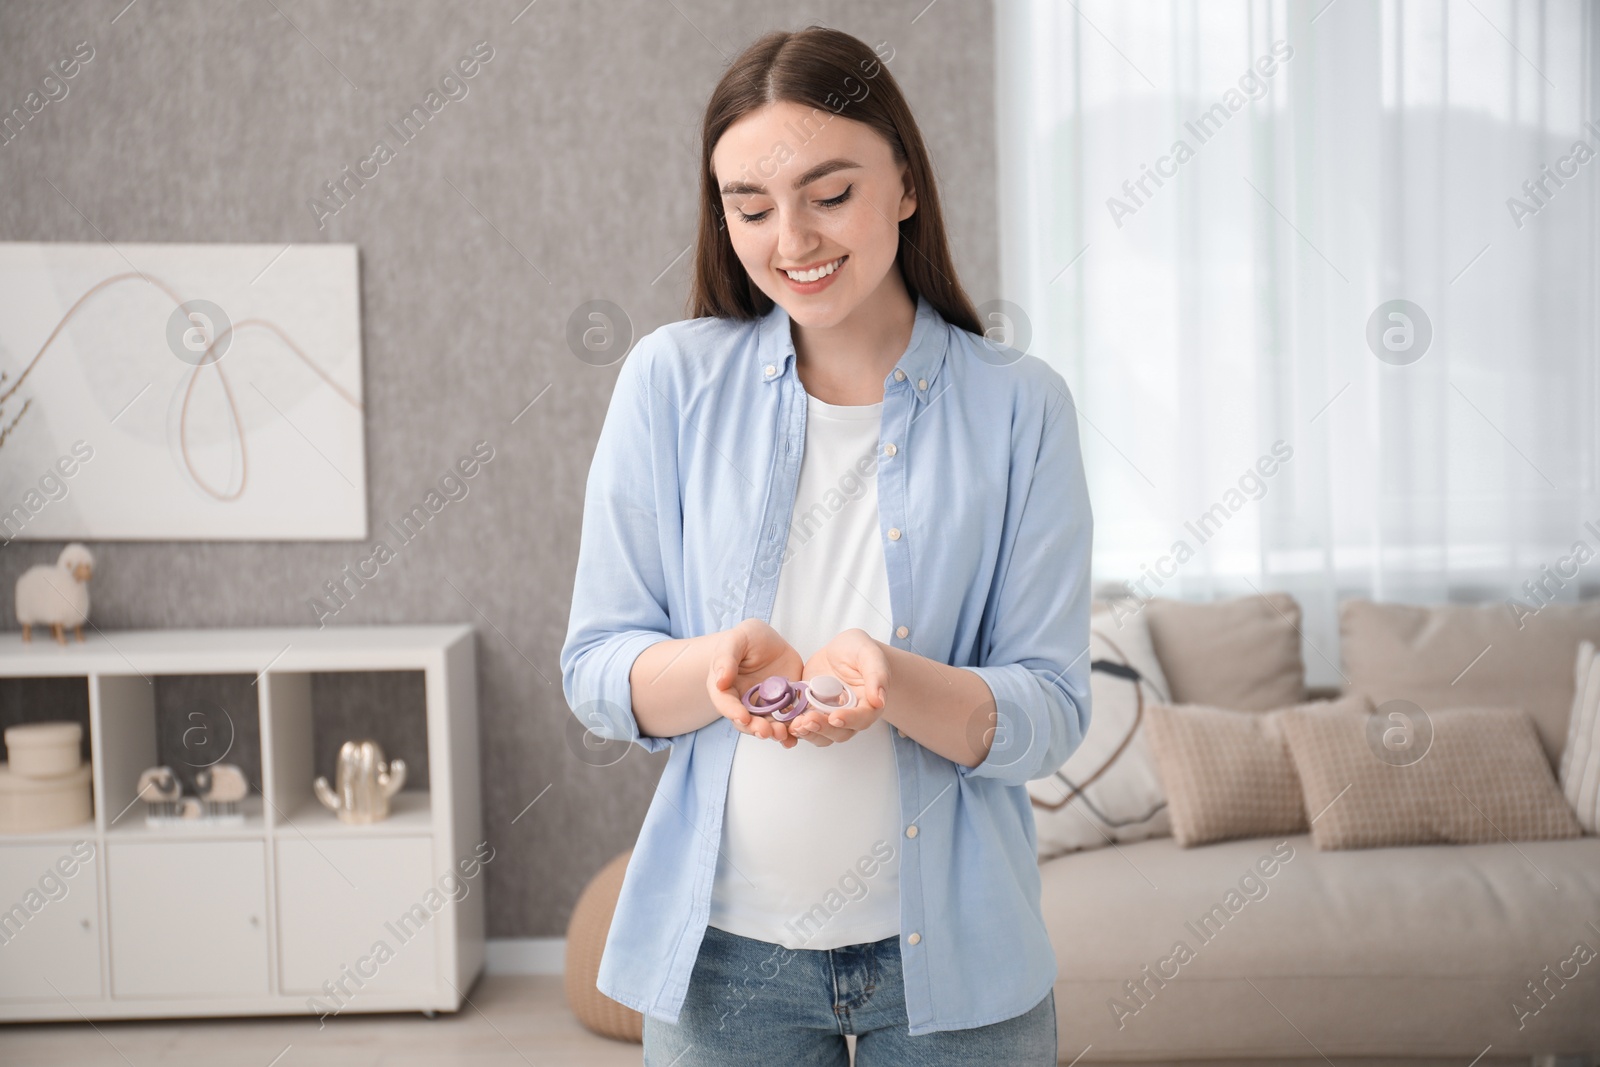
[784, 257, 843, 283]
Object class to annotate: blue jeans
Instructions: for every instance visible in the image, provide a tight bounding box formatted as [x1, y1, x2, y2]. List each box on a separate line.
[642, 923, 1058, 1066]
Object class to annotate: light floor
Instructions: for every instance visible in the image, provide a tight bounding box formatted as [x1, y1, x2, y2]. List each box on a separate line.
[0, 975, 687, 1066]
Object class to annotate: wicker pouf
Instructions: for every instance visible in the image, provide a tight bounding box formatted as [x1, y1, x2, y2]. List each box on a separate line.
[565, 848, 644, 1043]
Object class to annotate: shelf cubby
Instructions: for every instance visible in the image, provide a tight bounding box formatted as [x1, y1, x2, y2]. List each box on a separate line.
[264, 669, 433, 839]
[0, 673, 96, 844]
[95, 672, 268, 839]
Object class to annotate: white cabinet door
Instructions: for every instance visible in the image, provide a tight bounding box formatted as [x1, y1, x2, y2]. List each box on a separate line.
[0, 842, 102, 1000]
[107, 841, 269, 998]
[275, 836, 437, 997]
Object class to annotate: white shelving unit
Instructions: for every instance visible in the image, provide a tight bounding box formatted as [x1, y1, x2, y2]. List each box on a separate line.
[0, 625, 483, 1022]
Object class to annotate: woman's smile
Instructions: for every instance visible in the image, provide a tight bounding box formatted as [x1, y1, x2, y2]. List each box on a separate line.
[779, 254, 847, 293]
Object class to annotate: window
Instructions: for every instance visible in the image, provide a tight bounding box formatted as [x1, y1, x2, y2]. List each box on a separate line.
[997, 0, 1600, 679]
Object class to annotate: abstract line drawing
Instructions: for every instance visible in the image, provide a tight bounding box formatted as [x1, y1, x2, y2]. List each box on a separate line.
[0, 242, 366, 541]
[5, 271, 364, 502]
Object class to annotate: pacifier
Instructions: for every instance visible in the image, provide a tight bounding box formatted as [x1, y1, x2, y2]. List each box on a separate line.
[803, 674, 858, 711]
[740, 674, 858, 724]
[741, 675, 809, 722]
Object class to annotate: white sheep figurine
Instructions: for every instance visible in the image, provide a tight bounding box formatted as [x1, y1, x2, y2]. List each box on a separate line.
[16, 543, 95, 645]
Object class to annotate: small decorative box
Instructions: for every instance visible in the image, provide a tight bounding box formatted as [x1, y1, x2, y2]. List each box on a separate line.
[4, 721, 84, 779]
[0, 761, 92, 833]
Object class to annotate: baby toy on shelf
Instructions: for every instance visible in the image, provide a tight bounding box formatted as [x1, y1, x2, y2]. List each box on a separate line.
[740, 674, 859, 723]
[134, 762, 249, 825]
[15, 542, 95, 645]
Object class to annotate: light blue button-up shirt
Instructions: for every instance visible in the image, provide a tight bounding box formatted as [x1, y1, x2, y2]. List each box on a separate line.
[560, 292, 1093, 1036]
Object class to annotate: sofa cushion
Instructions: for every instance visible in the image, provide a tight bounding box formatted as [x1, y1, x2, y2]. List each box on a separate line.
[1339, 597, 1600, 767]
[1143, 592, 1307, 710]
[1560, 640, 1600, 833]
[1279, 703, 1583, 850]
[1028, 598, 1173, 857]
[1142, 694, 1371, 847]
[1040, 831, 1600, 1057]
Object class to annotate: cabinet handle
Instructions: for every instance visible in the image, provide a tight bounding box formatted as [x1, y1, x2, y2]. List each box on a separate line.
[250, 915, 261, 927]
[80, 919, 91, 930]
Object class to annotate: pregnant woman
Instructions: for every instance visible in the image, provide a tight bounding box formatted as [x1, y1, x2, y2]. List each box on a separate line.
[560, 24, 1093, 1066]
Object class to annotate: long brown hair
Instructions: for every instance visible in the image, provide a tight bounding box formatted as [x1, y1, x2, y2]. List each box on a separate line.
[688, 26, 981, 337]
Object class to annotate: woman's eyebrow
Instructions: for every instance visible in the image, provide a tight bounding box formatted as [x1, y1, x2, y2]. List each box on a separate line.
[719, 158, 861, 196]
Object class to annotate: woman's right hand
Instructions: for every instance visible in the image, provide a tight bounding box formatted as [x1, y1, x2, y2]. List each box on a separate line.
[707, 619, 805, 746]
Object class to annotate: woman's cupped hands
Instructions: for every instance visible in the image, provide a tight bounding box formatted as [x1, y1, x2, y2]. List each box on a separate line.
[706, 622, 889, 749]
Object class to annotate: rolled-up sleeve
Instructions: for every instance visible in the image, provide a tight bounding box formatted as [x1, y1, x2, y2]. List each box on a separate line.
[958, 378, 1094, 785]
[560, 331, 679, 754]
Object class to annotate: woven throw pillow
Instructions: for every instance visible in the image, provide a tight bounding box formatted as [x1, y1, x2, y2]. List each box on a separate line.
[1559, 640, 1600, 833]
[1141, 694, 1370, 847]
[1028, 598, 1173, 858]
[1279, 703, 1584, 850]
[1142, 592, 1307, 710]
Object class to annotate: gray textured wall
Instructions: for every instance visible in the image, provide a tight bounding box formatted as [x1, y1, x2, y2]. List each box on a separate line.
[0, 0, 998, 939]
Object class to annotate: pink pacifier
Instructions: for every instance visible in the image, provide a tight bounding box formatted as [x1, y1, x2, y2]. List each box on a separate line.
[739, 674, 858, 725]
[741, 675, 809, 722]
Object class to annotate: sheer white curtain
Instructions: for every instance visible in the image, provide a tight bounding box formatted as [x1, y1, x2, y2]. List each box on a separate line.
[996, 0, 1600, 685]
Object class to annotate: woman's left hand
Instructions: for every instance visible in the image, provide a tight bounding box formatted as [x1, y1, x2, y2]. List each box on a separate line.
[788, 629, 890, 744]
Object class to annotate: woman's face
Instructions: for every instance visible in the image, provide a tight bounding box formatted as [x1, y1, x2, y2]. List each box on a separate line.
[711, 100, 916, 329]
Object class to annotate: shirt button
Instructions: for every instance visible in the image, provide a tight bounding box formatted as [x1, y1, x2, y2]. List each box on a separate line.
[905, 825, 918, 838]
[907, 932, 921, 945]
[887, 527, 901, 541]
[884, 442, 897, 457]
[895, 625, 909, 638]
[897, 728, 908, 739]
[764, 364, 776, 377]
[894, 369, 906, 382]
[917, 378, 927, 391]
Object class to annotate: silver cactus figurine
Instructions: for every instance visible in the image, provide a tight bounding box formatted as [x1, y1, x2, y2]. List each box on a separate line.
[313, 740, 406, 825]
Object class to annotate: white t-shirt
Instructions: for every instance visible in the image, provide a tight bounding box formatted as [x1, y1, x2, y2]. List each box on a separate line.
[707, 392, 903, 950]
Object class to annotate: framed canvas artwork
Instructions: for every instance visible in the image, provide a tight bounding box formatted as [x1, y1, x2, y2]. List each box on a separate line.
[0, 242, 366, 540]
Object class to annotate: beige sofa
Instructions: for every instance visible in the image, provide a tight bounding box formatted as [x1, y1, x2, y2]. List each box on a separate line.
[1041, 595, 1600, 1065]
